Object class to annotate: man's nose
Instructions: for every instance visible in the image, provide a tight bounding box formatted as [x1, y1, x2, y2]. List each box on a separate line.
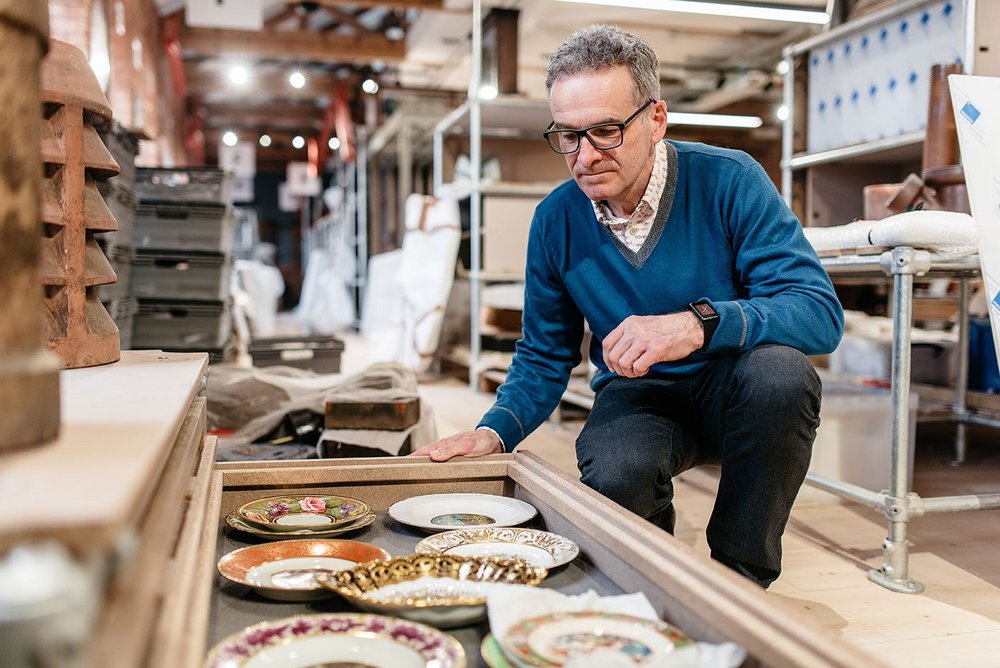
[577, 135, 603, 166]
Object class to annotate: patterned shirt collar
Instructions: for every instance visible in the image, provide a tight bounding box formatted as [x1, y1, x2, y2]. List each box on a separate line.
[590, 141, 669, 252]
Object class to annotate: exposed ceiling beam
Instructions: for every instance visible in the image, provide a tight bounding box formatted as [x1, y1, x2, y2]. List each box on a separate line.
[323, 6, 369, 33]
[178, 25, 407, 64]
[265, 5, 298, 27]
[185, 67, 348, 99]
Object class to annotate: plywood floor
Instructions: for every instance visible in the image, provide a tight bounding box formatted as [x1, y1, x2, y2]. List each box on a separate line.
[417, 374, 1000, 668]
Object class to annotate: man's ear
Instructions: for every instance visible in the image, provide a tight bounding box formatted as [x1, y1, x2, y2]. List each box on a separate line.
[652, 100, 668, 142]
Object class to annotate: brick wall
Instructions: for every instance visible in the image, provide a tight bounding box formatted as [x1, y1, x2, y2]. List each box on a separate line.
[47, 0, 187, 166]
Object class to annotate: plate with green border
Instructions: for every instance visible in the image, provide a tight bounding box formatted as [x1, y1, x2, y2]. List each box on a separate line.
[237, 494, 369, 533]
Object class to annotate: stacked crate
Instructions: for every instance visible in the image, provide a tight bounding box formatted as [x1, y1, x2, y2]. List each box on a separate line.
[96, 120, 140, 349]
[131, 167, 235, 362]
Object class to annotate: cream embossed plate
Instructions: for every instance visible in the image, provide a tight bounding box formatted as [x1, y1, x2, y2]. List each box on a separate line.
[204, 613, 465, 668]
[415, 527, 579, 569]
[388, 493, 537, 531]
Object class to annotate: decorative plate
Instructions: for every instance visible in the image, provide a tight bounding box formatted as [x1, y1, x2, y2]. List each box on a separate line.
[388, 493, 537, 531]
[225, 510, 376, 541]
[217, 539, 390, 602]
[416, 528, 579, 569]
[237, 494, 369, 532]
[481, 633, 515, 668]
[204, 612, 465, 668]
[503, 612, 694, 667]
[317, 554, 547, 628]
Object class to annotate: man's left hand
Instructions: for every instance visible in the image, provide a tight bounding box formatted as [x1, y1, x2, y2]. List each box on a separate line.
[603, 312, 704, 377]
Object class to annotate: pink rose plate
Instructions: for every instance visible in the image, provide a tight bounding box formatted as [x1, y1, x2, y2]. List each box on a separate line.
[204, 613, 465, 668]
[237, 494, 369, 533]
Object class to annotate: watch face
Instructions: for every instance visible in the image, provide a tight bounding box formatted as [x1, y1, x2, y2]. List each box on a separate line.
[694, 303, 715, 318]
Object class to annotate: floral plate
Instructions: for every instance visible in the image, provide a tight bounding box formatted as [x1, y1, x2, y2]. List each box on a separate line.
[388, 493, 537, 531]
[217, 539, 390, 601]
[481, 633, 516, 668]
[415, 527, 579, 569]
[204, 612, 465, 668]
[225, 510, 376, 541]
[237, 494, 369, 533]
[317, 554, 547, 628]
[503, 611, 694, 667]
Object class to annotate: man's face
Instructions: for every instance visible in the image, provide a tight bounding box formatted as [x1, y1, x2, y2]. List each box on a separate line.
[548, 65, 666, 205]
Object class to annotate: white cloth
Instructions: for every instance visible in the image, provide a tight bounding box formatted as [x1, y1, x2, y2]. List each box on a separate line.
[486, 587, 746, 668]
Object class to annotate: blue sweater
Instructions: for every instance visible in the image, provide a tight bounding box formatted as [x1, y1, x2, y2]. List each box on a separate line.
[478, 140, 843, 451]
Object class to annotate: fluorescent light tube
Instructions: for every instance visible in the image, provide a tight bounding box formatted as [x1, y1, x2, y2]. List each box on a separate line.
[668, 112, 764, 128]
[554, 0, 829, 25]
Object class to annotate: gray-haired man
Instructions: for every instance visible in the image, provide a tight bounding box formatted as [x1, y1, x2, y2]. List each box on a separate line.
[413, 25, 843, 587]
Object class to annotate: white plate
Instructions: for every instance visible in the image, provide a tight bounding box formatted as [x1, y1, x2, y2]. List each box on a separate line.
[205, 613, 465, 668]
[416, 528, 579, 569]
[389, 493, 537, 531]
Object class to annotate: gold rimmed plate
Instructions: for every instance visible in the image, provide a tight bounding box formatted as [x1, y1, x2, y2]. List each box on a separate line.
[217, 539, 391, 601]
[225, 510, 376, 541]
[317, 554, 547, 628]
[237, 494, 369, 532]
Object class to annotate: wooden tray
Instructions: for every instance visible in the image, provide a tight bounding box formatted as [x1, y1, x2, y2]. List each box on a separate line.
[171, 454, 883, 668]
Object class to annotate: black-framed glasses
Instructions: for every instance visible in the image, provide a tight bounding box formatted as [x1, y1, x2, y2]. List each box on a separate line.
[543, 99, 655, 154]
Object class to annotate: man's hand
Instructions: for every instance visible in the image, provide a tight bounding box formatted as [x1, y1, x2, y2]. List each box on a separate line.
[409, 429, 503, 462]
[603, 312, 704, 377]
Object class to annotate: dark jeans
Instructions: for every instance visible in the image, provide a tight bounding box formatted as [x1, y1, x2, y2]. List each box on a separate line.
[575, 345, 821, 588]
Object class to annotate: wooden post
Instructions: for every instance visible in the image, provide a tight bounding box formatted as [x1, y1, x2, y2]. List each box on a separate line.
[0, 0, 61, 451]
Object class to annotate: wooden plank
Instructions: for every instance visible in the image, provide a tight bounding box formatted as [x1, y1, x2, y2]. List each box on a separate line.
[89, 398, 207, 668]
[324, 396, 420, 430]
[182, 471, 225, 668]
[149, 435, 218, 668]
[0, 351, 207, 552]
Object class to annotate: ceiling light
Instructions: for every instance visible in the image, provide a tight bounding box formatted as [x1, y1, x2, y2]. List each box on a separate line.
[776, 104, 790, 122]
[289, 71, 306, 89]
[259, 134, 272, 148]
[479, 84, 498, 100]
[553, 0, 829, 24]
[361, 78, 379, 95]
[222, 130, 238, 147]
[228, 65, 249, 85]
[385, 26, 405, 41]
[667, 112, 763, 129]
[328, 137, 341, 151]
[775, 60, 790, 76]
[292, 135, 305, 149]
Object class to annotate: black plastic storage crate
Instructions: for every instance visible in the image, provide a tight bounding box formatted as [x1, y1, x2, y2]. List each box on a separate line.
[134, 203, 233, 254]
[96, 243, 135, 303]
[97, 120, 140, 187]
[108, 297, 138, 350]
[133, 299, 232, 350]
[131, 250, 231, 301]
[249, 335, 344, 373]
[135, 167, 231, 205]
[97, 180, 137, 249]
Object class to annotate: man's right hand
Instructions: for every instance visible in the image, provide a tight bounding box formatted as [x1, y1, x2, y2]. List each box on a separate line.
[409, 429, 503, 462]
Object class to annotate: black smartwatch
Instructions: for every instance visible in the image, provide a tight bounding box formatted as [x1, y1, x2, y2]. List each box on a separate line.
[688, 299, 720, 352]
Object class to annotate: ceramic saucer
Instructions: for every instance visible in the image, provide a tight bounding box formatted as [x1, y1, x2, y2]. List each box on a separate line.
[388, 493, 537, 531]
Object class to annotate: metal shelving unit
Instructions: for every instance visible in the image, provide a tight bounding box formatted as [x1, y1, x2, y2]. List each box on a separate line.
[430, 1, 559, 389]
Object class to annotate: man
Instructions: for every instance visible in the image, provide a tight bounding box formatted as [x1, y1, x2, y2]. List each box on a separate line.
[411, 25, 843, 587]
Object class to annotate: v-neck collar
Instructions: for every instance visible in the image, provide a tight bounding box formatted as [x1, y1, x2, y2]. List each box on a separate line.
[600, 141, 679, 269]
